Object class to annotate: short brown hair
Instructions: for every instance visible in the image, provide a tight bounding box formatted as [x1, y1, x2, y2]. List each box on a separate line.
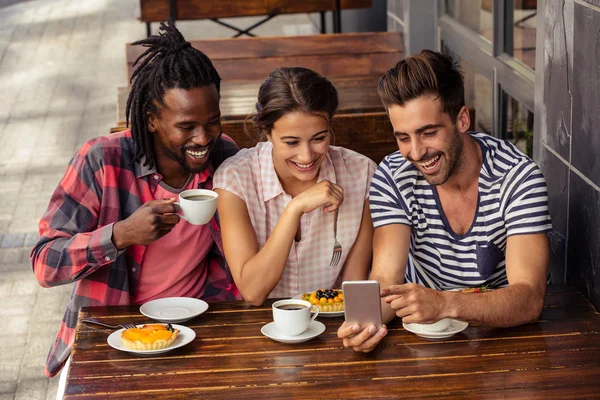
[377, 50, 465, 122]
[246, 67, 338, 140]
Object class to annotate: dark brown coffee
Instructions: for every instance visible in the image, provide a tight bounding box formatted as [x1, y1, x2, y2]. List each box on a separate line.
[276, 303, 309, 311]
[183, 195, 215, 201]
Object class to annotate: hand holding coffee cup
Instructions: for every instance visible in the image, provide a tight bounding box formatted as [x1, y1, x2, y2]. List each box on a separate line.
[175, 189, 218, 225]
[272, 299, 319, 336]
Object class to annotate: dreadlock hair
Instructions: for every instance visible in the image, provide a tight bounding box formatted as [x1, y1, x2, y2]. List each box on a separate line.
[126, 19, 221, 168]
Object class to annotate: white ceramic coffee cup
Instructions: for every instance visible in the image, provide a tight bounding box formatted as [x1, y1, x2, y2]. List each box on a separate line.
[272, 299, 319, 336]
[421, 318, 452, 333]
[175, 189, 218, 225]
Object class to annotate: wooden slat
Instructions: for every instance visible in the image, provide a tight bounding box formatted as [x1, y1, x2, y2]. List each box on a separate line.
[139, 0, 372, 22]
[126, 32, 404, 81]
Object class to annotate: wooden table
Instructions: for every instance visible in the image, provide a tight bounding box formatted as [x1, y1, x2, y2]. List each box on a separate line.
[65, 285, 600, 399]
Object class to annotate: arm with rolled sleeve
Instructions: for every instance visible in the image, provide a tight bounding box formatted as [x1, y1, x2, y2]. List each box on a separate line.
[31, 152, 119, 287]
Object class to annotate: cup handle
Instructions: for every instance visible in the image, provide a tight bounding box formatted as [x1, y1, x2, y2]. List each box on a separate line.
[310, 305, 319, 322]
[174, 202, 189, 222]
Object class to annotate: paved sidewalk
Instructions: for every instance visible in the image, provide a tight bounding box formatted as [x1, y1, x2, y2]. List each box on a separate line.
[0, 1, 317, 398]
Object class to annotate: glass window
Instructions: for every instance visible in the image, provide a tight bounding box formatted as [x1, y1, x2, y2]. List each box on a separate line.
[445, 0, 493, 42]
[503, 91, 534, 157]
[388, 0, 405, 32]
[442, 43, 493, 134]
[511, 0, 537, 70]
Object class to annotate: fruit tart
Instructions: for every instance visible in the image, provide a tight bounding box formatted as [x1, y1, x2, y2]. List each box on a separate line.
[121, 323, 179, 350]
[302, 289, 344, 312]
[460, 285, 489, 293]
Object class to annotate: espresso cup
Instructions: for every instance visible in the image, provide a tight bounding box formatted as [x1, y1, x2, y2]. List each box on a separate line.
[175, 189, 218, 225]
[421, 318, 452, 333]
[272, 299, 319, 336]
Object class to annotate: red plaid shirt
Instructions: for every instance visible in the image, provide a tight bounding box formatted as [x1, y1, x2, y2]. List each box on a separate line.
[30, 130, 240, 377]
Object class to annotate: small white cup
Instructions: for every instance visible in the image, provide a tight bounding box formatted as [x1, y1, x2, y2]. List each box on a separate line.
[175, 189, 218, 225]
[272, 299, 319, 336]
[421, 318, 452, 333]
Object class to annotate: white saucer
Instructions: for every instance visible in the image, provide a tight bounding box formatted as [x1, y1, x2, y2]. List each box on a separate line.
[140, 297, 209, 323]
[261, 321, 326, 344]
[107, 324, 196, 355]
[403, 319, 469, 340]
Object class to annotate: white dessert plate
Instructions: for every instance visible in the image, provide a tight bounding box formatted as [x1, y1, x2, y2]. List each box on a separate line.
[107, 324, 195, 355]
[140, 297, 209, 323]
[403, 319, 469, 340]
[261, 320, 326, 344]
[292, 291, 344, 318]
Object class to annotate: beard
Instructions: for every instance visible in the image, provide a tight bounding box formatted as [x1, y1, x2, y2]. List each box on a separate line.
[160, 141, 215, 174]
[411, 129, 464, 186]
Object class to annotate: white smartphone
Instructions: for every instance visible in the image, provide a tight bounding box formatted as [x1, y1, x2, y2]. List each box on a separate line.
[342, 280, 383, 330]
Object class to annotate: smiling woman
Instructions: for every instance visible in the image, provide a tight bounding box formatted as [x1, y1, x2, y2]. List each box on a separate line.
[213, 67, 377, 306]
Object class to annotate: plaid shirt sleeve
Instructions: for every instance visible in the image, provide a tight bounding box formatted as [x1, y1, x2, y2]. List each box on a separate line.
[30, 145, 119, 287]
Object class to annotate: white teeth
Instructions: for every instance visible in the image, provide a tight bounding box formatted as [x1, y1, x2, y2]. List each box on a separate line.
[187, 149, 208, 158]
[418, 155, 440, 170]
[293, 161, 315, 169]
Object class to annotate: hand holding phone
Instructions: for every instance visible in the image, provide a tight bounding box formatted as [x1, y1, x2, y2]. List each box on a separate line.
[342, 280, 383, 330]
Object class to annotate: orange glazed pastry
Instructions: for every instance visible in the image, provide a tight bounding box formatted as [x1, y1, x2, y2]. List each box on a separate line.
[121, 324, 179, 350]
[302, 289, 344, 312]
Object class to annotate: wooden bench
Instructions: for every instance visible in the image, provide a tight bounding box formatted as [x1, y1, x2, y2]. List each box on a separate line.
[126, 32, 404, 82]
[139, 0, 372, 37]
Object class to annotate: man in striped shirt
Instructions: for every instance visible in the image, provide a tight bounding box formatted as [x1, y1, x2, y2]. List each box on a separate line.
[30, 20, 239, 379]
[338, 50, 551, 352]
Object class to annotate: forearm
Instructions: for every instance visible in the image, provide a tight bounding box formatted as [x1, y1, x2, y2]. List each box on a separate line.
[237, 205, 302, 305]
[31, 223, 118, 287]
[443, 282, 545, 327]
[370, 270, 405, 324]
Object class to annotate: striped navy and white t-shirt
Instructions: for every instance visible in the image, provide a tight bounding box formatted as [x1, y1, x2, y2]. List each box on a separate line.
[370, 133, 552, 290]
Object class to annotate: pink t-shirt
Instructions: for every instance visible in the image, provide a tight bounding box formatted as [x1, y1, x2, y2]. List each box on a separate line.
[133, 173, 213, 304]
[213, 142, 376, 298]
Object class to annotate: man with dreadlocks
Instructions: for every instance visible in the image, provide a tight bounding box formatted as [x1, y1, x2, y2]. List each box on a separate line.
[31, 20, 240, 383]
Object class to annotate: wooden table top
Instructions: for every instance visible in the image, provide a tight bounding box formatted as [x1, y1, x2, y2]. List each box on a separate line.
[65, 285, 600, 399]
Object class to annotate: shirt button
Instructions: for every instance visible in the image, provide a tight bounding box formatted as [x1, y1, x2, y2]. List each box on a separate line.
[153, 175, 159, 180]
[131, 267, 136, 272]
[104, 256, 111, 262]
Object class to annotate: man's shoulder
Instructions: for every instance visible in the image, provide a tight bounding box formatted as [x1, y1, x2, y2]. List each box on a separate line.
[74, 130, 136, 168]
[209, 134, 240, 169]
[474, 133, 538, 177]
[376, 151, 419, 181]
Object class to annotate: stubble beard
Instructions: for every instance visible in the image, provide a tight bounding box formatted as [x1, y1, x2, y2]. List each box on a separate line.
[423, 130, 465, 186]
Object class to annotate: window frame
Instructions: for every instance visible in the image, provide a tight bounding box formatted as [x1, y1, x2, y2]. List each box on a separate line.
[437, 0, 536, 141]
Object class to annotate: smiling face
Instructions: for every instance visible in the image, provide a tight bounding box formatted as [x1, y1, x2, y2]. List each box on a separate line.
[268, 112, 330, 184]
[148, 85, 221, 176]
[388, 95, 469, 186]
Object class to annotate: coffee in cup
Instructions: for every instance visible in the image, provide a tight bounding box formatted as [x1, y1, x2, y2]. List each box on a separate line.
[272, 299, 319, 336]
[175, 189, 218, 225]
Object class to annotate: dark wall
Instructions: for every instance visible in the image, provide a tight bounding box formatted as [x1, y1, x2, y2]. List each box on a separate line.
[536, 0, 600, 310]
